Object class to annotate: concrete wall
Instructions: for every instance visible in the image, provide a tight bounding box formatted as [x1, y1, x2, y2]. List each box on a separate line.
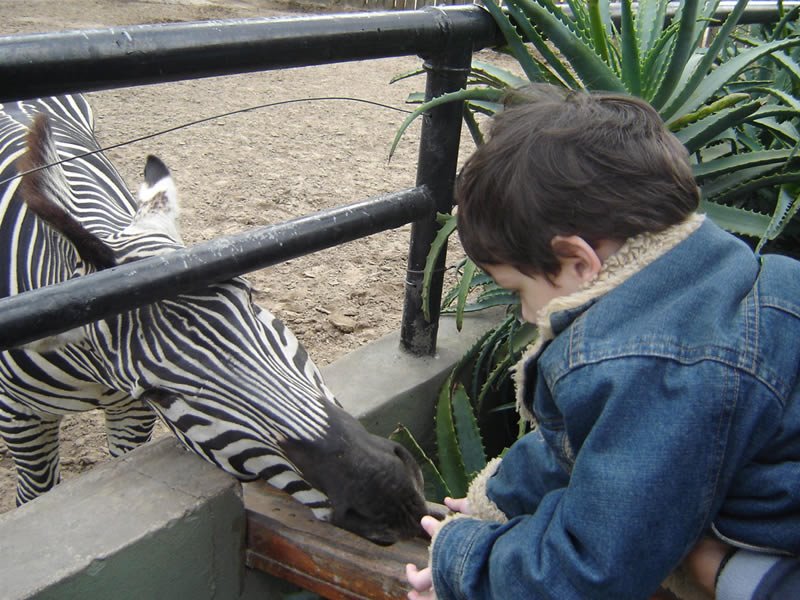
[0, 437, 244, 600]
[324, 309, 502, 447]
[0, 311, 499, 599]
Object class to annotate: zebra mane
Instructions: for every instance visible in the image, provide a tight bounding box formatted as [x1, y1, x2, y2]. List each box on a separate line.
[17, 114, 117, 270]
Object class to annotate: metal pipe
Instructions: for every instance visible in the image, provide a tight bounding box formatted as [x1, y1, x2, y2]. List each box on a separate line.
[0, 187, 432, 351]
[400, 42, 472, 356]
[0, 6, 503, 101]
[607, 1, 799, 24]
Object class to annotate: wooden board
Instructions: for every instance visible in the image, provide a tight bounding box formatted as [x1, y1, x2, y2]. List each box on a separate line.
[244, 482, 434, 600]
[245, 484, 685, 600]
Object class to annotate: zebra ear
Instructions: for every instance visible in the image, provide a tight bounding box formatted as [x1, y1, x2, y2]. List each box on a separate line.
[124, 155, 182, 243]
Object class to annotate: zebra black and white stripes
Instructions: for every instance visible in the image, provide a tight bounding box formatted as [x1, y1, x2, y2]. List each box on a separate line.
[0, 95, 425, 544]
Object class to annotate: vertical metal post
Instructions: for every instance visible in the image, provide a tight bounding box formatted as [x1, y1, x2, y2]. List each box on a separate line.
[400, 36, 472, 356]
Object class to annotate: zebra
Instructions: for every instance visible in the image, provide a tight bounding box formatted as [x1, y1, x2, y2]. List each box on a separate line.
[0, 95, 426, 545]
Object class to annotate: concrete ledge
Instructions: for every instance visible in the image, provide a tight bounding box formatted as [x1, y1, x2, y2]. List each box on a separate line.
[323, 310, 502, 447]
[0, 437, 244, 600]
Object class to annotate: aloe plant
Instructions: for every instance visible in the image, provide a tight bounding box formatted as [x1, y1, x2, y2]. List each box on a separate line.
[391, 306, 536, 502]
[393, 0, 800, 496]
[391, 0, 800, 249]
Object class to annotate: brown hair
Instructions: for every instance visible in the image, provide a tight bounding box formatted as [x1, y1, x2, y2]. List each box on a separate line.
[455, 85, 699, 277]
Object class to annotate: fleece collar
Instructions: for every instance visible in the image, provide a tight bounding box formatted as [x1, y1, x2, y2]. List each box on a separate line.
[512, 213, 706, 425]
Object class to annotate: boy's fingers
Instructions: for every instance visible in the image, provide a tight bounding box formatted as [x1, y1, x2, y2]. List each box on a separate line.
[444, 497, 471, 514]
[405, 563, 433, 590]
[420, 515, 441, 537]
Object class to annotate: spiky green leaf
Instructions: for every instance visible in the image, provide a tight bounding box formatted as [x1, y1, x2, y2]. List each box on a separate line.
[701, 200, 772, 238]
[436, 376, 468, 498]
[477, 354, 517, 413]
[772, 5, 800, 40]
[708, 171, 800, 204]
[451, 383, 488, 479]
[693, 150, 798, 182]
[701, 162, 787, 197]
[476, 286, 519, 306]
[747, 86, 800, 111]
[659, 0, 751, 118]
[509, 322, 539, 354]
[668, 93, 753, 131]
[665, 38, 800, 121]
[453, 326, 501, 387]
[510, 0, 627, 91]
[443, 296, 518, 314]
[472, 312, 518, 399]
[637, 0, 671, 56]
[619, 0, 642, 95]
[463, 104, 486, 147]
[390, 68, 426, 84]
[767, 50, 800, 86]
[390, 426, 450, 502]
[757, 184, 800, 251]
[504, 1, 582, 88]
[751, 116, 800, 146]
[455, 259, 478, 331]
[421, 213, 458, 321]
[390, 88, 506, 159]
[649, 0, 702, 109]
[674, 101, 761, 153]
[479, 0, 548, 83]
[471, 60, 531, 89]
[588, 0, 611, 64]
[640, 19, 682, 96]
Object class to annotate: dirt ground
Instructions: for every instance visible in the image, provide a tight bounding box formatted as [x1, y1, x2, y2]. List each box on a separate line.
[0, 0, 489, 513]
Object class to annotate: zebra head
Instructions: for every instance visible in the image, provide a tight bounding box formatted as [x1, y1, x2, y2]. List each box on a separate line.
[16, 112, 426, 545]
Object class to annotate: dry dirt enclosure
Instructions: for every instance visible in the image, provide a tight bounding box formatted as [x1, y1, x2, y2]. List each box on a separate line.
[0, 0, 484, 514]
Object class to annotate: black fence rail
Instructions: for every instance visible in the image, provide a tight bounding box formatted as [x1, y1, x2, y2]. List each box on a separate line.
[363, 0, 466, 11]
[0, 190, 433, 350]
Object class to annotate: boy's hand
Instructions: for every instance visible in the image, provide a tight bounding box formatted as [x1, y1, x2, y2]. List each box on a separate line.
[406, 516, 442, 599]
[405, 498, 471, 600]
[684, 537, 732, 595]
[406, 560, 435, 600]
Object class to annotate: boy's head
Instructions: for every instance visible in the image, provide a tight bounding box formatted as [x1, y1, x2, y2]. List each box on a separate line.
[455, 84, 700, 280]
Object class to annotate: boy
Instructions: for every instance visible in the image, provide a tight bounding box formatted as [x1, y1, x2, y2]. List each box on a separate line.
[406, 85, 800, 599]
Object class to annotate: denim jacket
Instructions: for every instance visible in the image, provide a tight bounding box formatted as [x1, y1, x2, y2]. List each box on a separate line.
[430, 216, 800, 600]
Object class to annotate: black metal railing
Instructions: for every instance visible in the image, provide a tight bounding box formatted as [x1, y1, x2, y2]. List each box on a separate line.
[0, 189, 433, 350]
[0, 5, 502, 355]
[0, 7, 500, 98]
[0, 2, 795, 354]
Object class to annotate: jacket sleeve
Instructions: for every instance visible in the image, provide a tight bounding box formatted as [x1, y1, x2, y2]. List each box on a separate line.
[429, 359, 784, 600]
[479, 428, 570, 517]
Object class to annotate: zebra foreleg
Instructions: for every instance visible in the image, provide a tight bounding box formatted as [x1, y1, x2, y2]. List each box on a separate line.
[0, 401, 63, 505]
[103, 399, 157, 457]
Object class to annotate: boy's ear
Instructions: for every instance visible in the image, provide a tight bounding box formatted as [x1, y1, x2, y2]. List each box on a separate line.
[551, 235, 603, 284]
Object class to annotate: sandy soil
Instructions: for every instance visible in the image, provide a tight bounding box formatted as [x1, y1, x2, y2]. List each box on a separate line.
[0, 0, 483, 514]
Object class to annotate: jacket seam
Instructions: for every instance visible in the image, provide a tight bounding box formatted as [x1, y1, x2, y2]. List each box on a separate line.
[760, 299, 800, 319]
[702, 367, 737, 524]
[548, 353, 787, 408]
[443, 519, 484, 600]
